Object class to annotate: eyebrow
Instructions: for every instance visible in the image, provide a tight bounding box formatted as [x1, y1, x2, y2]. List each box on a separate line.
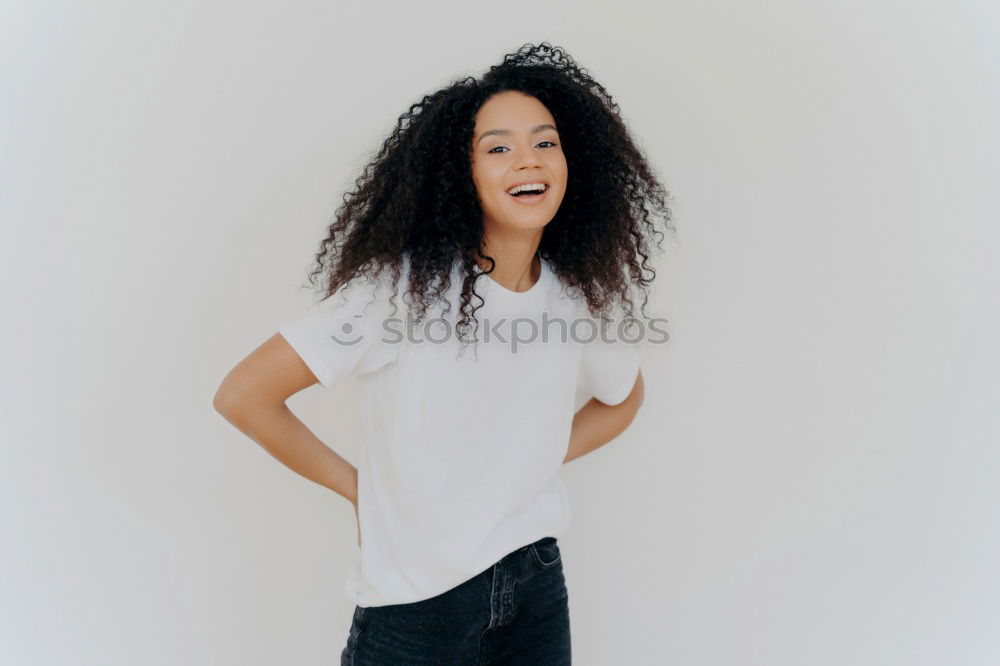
[475, 123, 558, 146]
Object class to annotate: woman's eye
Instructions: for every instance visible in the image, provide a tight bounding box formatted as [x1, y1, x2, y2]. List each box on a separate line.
[487, 141, 558, 154]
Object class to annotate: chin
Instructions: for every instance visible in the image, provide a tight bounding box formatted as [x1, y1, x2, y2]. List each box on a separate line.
[509, 216, 554, 231]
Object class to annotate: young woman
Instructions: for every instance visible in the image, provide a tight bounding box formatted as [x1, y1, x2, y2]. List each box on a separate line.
[214, 42, 672, 665]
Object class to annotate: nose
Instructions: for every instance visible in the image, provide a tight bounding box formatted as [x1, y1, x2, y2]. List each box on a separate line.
[513, 143, 545, 171]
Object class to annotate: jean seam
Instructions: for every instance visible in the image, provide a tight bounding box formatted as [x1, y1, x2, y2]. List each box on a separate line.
[487, 563, 499, 630]
[529, 542, 562, 568]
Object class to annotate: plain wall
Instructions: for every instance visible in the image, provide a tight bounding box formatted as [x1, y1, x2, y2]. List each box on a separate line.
[2, 1, 998, 664]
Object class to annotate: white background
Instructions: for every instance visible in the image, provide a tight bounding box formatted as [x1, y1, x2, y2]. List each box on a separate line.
[2, 2, 998, 664]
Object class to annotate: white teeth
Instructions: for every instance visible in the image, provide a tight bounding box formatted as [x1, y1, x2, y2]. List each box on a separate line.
[506, 183, 547, 195]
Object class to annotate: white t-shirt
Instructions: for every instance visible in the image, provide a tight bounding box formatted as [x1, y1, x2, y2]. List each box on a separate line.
[278, 253, 640, 607]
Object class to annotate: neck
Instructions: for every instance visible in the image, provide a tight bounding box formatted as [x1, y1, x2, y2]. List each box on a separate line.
[472, 239, 542, 293]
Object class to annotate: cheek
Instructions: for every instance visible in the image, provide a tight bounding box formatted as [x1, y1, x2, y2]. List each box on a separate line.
[473, 166, 503, 195]
[545, 155, 568, 182]
[471, 174, 497, 204]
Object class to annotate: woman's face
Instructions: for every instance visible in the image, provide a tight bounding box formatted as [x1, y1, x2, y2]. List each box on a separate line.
[470, 91, 568, 236]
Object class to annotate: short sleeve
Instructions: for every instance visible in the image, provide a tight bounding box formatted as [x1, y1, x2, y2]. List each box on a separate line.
[278, 272, 402, 388]
[577, 335, 641, 406]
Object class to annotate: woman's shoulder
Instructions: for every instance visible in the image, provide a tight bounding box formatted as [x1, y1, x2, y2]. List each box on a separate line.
[320, 256, 412, 319]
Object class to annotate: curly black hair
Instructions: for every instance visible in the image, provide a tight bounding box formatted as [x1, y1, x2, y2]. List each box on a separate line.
[302, 41, 675, 347]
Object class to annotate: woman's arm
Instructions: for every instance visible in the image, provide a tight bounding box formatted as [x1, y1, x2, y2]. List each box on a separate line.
[563, 370, 644, 464]
[213, 333, 359, 507]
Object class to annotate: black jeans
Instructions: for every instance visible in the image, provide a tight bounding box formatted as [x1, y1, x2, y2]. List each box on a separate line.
[340, 536, 571, 665]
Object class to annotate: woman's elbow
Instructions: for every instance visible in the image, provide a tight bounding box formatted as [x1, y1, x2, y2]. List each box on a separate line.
[213, 366, 257, 424]
[213, 378, 242, 421]
[214, 333, 317, 422]
[629, 370, 644, 410]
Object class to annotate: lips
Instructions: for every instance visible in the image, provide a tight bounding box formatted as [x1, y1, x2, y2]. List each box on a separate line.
[505, 184, 550, 205]
[505, 179, 550, 195]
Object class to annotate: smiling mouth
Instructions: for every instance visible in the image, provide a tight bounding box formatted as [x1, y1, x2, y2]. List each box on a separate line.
[505, 183, 550, 203]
